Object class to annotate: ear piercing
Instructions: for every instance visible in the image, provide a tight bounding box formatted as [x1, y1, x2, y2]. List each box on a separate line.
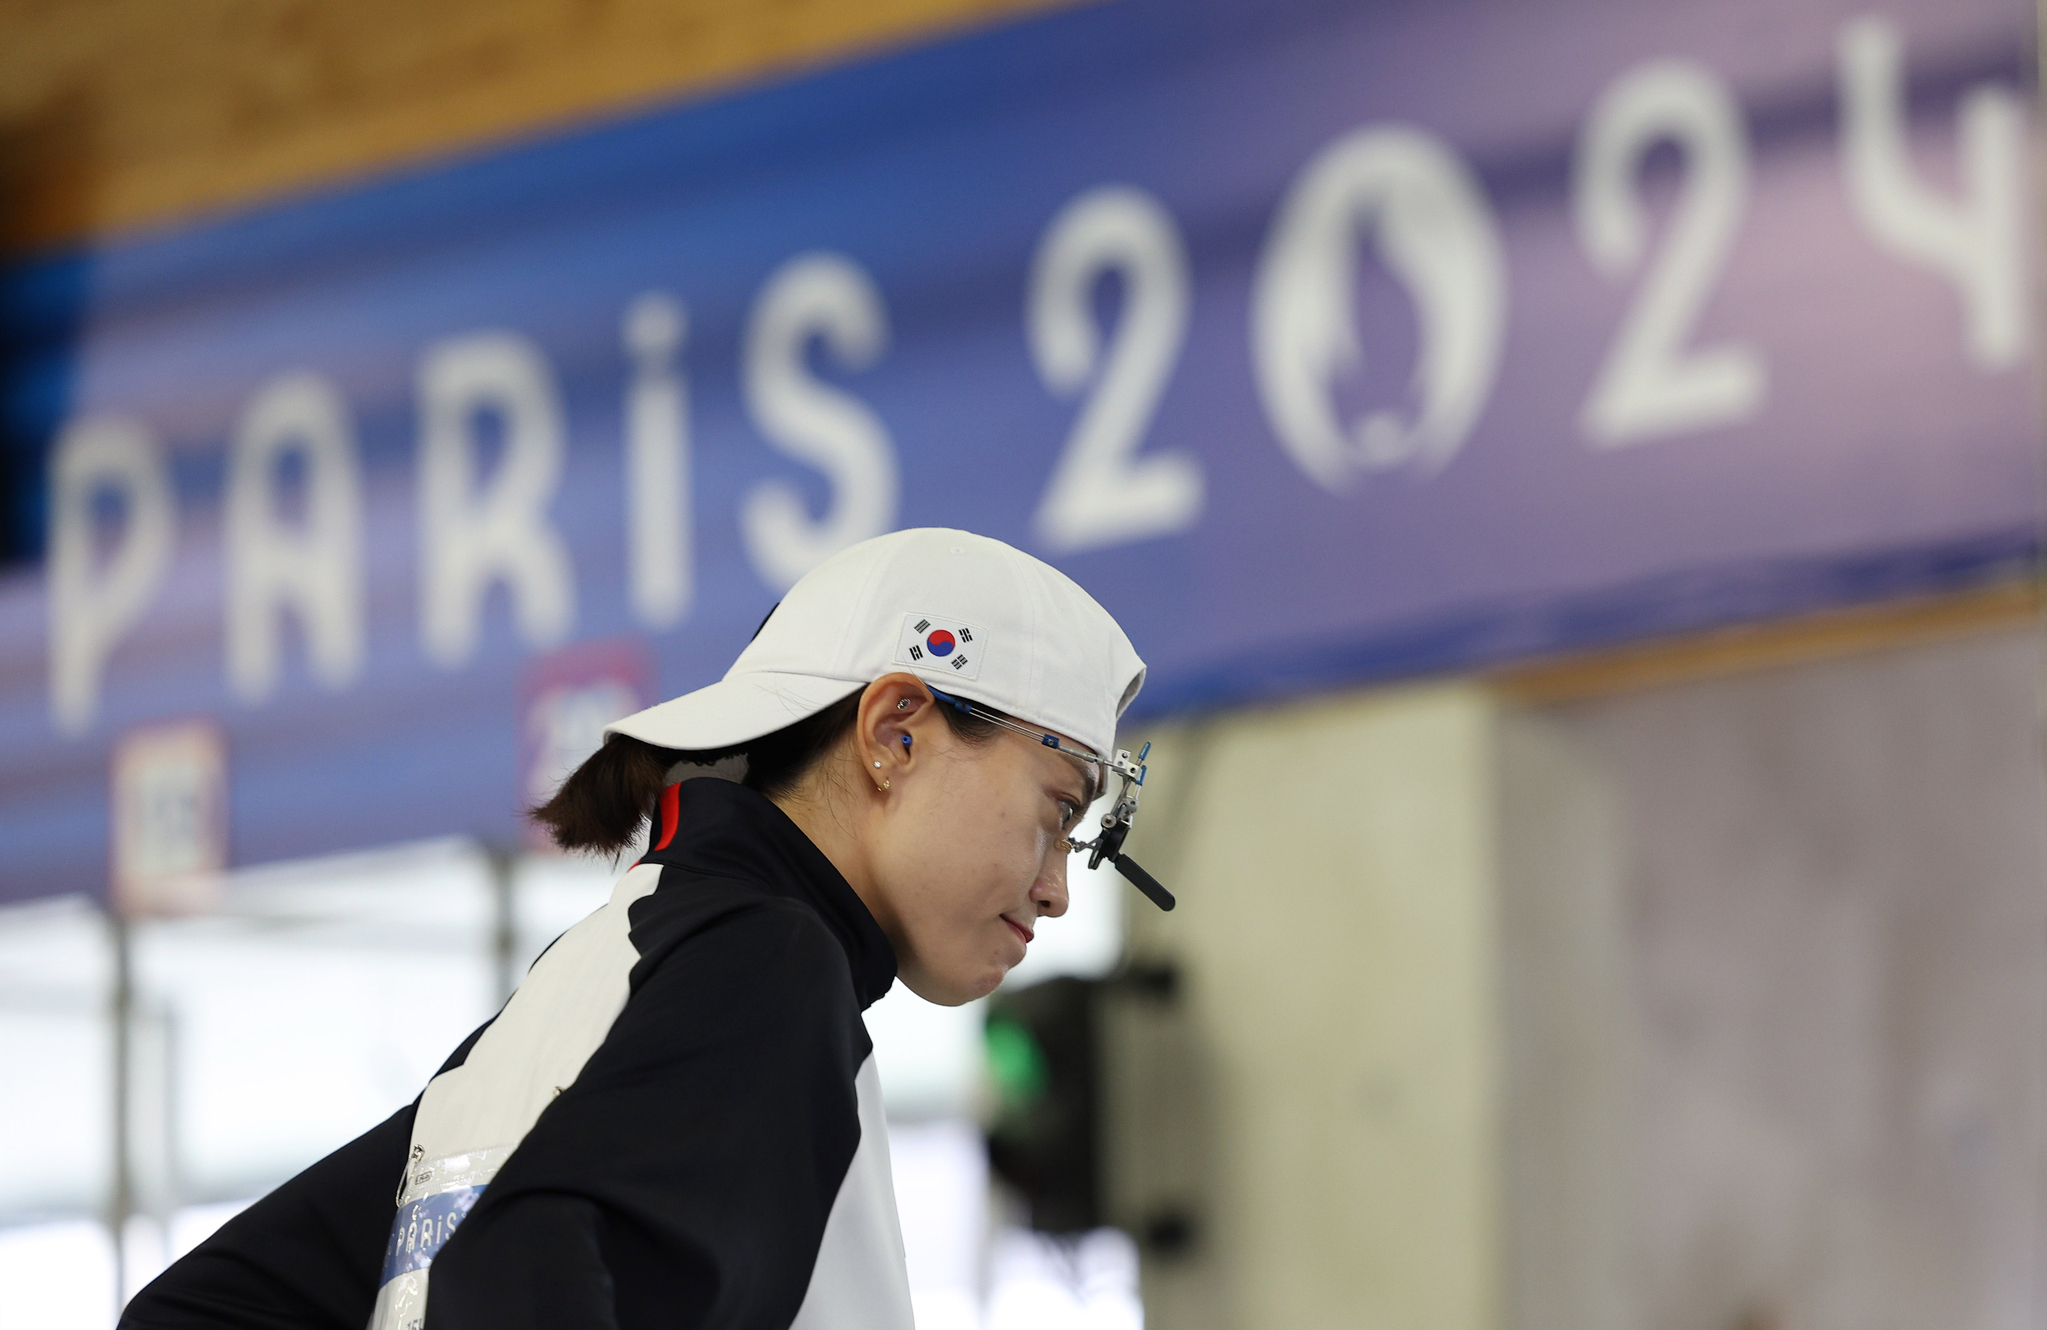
[897, 699, 911, 710]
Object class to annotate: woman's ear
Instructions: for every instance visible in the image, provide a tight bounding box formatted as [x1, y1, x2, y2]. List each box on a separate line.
[855, 672, 940, 779]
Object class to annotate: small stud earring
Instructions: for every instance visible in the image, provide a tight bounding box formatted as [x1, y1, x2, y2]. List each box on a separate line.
[873, 760, 882, 768]
[897, 699, 910, 710]
[880, 779, 891, 790]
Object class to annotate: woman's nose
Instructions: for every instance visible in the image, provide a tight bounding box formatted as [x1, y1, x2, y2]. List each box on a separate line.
[1033, 857, 1070, 918]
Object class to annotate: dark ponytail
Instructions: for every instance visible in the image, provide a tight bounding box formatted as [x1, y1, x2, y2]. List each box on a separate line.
[528, 731, 684, 857]
[530, 683, 1003, 856]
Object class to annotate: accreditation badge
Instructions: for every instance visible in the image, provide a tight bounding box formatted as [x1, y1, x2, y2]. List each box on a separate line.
[367, 1143, 515, 1330]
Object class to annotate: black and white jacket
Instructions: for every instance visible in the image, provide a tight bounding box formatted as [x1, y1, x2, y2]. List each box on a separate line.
[123, 778, 914, 1330]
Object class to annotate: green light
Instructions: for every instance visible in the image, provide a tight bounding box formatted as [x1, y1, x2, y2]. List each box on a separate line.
[984, 1015, 1048, 1110]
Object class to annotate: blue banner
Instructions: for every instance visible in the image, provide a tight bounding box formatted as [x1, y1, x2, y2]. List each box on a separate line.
[0, 0, 2037, 902]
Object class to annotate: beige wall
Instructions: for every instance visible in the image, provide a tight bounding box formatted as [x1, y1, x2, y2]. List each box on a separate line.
[1118, 687, 1505, 1330]
[1493, 714, 1632, 1330]
[1113, 621, 2046, 1330]
[0, 0, 1081, 252]
[1526, 624, 2047, 1330]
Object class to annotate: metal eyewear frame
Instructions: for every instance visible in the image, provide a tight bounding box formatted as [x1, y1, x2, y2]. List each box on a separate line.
[924, 685, 1173, 911]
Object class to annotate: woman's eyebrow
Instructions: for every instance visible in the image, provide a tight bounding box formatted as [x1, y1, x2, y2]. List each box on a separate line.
[1048, 755, 1095, 809]
[1045, 739, 1099, 806]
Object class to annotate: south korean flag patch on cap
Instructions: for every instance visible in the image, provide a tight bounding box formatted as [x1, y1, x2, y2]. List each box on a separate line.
[896, 614, 984, 681]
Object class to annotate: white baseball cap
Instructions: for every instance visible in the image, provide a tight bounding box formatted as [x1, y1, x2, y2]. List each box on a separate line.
[605, 528, 1147, 760]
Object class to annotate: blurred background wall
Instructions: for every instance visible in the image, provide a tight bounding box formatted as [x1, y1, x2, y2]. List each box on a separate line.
[0, 0, 2040, 1327]
[1115, 619, 2046, 1330]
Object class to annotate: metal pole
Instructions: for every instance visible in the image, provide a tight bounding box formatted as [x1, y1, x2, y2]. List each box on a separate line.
[489, 846, 518, 1006]
[108, 904, 134, 1306]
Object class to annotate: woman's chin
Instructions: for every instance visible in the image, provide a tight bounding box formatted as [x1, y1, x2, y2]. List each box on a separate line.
[952, 967, 1007, 1005]
[903, 964, 1006, 1007]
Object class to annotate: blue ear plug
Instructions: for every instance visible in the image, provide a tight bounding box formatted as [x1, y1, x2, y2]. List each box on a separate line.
[901, 734, 912, 750]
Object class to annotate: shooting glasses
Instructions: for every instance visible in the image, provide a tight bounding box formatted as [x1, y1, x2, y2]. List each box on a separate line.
[926, 685, 1173, 911]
